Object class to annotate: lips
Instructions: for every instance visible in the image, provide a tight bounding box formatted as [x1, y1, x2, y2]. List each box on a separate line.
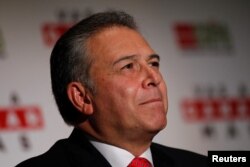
[139, 98, 162, 105]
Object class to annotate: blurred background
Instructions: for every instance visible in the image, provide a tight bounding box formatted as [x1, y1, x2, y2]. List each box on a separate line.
[0, 0, 249, 166]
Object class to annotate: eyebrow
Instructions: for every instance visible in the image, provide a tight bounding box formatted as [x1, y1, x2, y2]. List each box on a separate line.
[112, 55, 137, 66]
[147, 54, 160, 61]
[113, 54, 160, 66]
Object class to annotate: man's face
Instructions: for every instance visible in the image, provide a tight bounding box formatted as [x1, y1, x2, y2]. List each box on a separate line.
[86, 26, 168, 141]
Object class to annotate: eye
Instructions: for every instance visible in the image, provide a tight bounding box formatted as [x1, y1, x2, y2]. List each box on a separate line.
[121, 63, 134, 70]
[149, 61, 160, 68]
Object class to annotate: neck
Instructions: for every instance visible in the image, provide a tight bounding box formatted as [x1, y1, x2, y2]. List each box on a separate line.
[78, 121, 154, 156]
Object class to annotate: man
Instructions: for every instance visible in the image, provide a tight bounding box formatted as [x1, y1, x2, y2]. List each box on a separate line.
[17, 11, 207, 167]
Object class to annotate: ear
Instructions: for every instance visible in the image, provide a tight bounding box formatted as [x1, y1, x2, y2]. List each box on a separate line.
[67, 82, 93, 115]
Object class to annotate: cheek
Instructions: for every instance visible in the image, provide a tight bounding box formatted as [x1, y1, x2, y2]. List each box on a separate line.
[121, 77, 141, 98]
[95, 78, 132, 102]
[161, 81, 167, 96]
[161, 82, 168, 111]
[124, 85, 138, 97]
[92, 73, 141, 108]
[109, 80, 140, 114]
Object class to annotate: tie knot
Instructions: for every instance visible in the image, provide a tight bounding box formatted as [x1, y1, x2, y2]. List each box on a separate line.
[128, 157, 152, 167]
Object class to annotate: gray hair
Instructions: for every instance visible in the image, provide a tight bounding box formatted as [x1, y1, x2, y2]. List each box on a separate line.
[50, 10, 137, 125]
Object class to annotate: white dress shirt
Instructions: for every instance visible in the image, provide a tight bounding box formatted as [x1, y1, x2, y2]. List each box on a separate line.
[90, 140, 154, 167]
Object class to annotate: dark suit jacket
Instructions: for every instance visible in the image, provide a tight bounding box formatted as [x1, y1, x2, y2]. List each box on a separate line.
[16, 128, 207, 167]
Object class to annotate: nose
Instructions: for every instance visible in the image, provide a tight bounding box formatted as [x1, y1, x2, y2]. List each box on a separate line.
[142, 66, 162, 89]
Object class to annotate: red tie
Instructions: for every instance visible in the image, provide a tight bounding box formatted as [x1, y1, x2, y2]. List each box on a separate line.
[127, 157, 152, 167]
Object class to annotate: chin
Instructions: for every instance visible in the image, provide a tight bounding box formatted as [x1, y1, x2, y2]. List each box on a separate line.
[147, 117, 167, 134]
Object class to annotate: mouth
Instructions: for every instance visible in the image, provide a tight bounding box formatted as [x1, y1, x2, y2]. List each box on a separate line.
[139, 98, 162, 105]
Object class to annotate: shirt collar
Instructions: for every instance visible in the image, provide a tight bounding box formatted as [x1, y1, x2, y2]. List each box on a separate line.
[90, 140, 153, 167]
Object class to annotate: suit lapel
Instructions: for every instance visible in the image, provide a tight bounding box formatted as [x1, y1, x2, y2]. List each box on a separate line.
[151, 143, 175, 167]
[67, 129, 177, 167]
[66, 128, 112, 167]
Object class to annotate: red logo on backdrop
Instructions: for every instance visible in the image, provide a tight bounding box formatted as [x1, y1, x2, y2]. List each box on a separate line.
[174, 22, 232, 51]
[41, 9, 94, 47]
[180, 84, 250, 138]
[0, 93, 44, 151]
[174, 23, 197, 49]
[42, 23, 73, 47]
[0, 106, 44, 131]
[181, 97, 250, 122]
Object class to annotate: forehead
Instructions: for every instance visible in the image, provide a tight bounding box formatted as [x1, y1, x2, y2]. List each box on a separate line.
[86, 26, 155, 65]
